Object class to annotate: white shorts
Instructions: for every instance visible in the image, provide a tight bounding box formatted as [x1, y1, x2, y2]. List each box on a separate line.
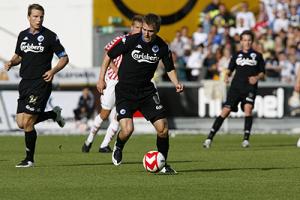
[101, 79, 118, 110]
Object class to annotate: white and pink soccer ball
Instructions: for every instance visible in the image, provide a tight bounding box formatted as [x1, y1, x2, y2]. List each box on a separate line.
[143, 151, 165, 173]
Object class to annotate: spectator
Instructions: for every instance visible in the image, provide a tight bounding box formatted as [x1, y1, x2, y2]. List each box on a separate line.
[192, 25, 208, 47]
[265, 50, 280, 81]
[278, 51, 294, 83]
[232, 1, 256, 30]
[273, 10, 289, 33]
[74, 87, 95, 123]
[186, 44, 207, 81]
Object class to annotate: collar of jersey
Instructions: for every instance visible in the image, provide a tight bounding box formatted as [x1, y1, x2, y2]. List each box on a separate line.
[27, 26, 44, 35]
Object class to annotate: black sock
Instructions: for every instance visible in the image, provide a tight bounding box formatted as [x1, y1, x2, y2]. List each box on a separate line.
[157, 135, 169, 161]
[244, 116, 253, 140]
[35, 111, 56, 124]
[25, 129, 37, 162]
[116, 134, 126, 150]
[207, 116, 225, 140]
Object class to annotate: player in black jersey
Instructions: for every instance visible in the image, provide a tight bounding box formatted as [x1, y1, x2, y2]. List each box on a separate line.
[98, 13, 183, 174]
[3, 4, 69, 167]
[203, 30, 265, 148]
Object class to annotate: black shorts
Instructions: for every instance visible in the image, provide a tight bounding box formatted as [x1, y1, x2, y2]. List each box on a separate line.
[115, 83, 166, 122]
[224, 86, 256, 112]
[17, 78, 52, 114]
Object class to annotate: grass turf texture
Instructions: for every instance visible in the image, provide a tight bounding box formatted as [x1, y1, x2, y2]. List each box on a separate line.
[1, 134, 300, 200]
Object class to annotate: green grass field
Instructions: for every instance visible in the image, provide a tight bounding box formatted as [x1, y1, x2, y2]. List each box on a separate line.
[1, 134, 300, 200]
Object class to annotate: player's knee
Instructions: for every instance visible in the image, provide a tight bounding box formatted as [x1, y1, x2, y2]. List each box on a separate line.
[22, 119, 35, 130]
[16, 121, 24, 129]
[157, 126, 168, 138]
[122, 126, 134, 136]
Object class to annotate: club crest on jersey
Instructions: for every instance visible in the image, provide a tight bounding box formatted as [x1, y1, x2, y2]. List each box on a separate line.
[250, 53, 257, 59]
[131, 50, 159, 63]
[37, 35, 44, 42]
[120, 109, 126, 115]
[122, 37, 126, 44]
[152, 45, 159, 53]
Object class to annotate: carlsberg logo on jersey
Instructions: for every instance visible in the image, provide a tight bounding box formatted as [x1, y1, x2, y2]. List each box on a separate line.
[131, 50, 159, 63]
[236, 53, 257, 66]
[20, 42, 44, 53]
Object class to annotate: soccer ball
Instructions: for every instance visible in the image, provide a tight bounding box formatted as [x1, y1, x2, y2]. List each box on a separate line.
[143, 151, 165, 173]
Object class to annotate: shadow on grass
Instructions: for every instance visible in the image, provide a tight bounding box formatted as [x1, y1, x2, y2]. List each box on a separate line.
[178, 166, 300, 173]
[58, 160, 194, 167]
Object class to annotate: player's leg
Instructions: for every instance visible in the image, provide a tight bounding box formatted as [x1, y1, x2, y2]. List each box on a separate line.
[82, 81, 116, 152]
[203, 88, 239, 148]
[82, 108, 111, 152]
[35, 106, 65, 127]
[242, 103, 253, 148]
[16, 78, 49, 167]
[112, 118, 134, 165]
[99, 107, 119, 153]
[16, 113, 38, 168]
[152, 118, 177, 174]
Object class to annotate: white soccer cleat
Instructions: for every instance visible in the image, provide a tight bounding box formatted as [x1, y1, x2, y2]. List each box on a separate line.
[241, 140, 250, 148]
[203, 139, 212, 148]
[112, 143, 122, 166]
[297, 138, 300, 148]
[53, 106, 65, 128]
[15, 160, 34, 168]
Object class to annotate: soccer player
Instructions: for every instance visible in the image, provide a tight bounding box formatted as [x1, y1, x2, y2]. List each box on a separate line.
[203, 30, 265, 148]
[81, 15, 143, 153]
[294, 66, 300, 147]
[3, 4, 69, 167]
[98, 13, 184, 174]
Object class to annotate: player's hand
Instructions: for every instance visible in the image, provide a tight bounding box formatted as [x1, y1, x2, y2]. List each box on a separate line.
[248, 76, 258, 85]
[43, 70, 55, 82]
[224, 75, 230, 84]
[175, 83, 184, 93]
[3, 61, 12, 71]
[295, 83, 300, 93]
[97, 79, 106, 94]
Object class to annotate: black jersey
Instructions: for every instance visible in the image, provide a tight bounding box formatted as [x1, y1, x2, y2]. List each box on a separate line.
[228, 49, 265, 89]
[15, 26, 67, 79]
[107, 33, 175, 87]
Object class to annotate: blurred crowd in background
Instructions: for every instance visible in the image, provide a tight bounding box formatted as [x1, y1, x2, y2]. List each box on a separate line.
[155, 0, 300, 84]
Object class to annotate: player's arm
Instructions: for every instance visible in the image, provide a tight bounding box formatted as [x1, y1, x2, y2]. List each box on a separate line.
[249, 72, 265, 85]
[224, 69, 233, 84]
[43, 34, 69, 82]
[97, 54, 111, 94]
[249, 54, 265, 85]
[4, 54, 22, 71]
[162, 49, 183, 93]
[294, 67, 300, 93]
[167, 70, 183, 93]
[43, 55, 69, 82]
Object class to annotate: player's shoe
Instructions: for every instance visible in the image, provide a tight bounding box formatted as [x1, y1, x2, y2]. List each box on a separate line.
[15, 160, 34, 168]
[99, 146, 112, 153]
[112, 143, 122, 166]
[297, 138, 300, 148]
[159, 164, 178, 175]
[241, 140, 250, 148]
[203, 139, 212, 148]
[82, 142, 92, 153]
[53, 106, 65, 128]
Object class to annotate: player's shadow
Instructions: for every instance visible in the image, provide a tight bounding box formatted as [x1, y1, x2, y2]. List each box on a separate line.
[178, 166, 300, 173]
[58, 160, 193, 167]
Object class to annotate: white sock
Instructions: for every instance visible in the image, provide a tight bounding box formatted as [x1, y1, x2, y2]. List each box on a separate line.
[86, 115, 103, 144]
[100, 118, 119, 148]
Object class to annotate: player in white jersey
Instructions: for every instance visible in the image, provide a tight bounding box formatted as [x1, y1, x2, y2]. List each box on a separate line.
[82, 15, 143, 153]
